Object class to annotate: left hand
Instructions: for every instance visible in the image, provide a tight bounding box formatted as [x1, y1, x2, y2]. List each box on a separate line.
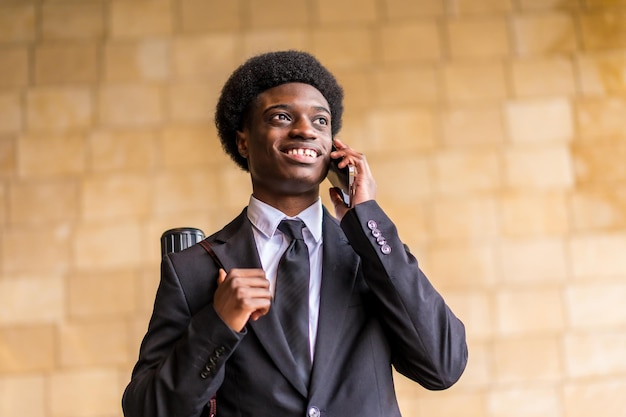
[329, 138, 377, 220]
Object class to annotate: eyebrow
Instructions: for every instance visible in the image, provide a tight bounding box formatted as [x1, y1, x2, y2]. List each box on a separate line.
[263, 103, 331, 116]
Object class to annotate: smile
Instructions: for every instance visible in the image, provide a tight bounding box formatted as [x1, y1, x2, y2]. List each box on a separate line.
[285, 148, 319, 159]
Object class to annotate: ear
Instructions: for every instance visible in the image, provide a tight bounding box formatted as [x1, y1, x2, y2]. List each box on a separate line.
[236, 130, 248, 158]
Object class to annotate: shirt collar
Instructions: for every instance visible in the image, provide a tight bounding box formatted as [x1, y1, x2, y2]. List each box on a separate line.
[247, 195, 323, 243]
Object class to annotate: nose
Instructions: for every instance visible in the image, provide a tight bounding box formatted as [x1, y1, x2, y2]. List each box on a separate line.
[289, 116, 317, 140]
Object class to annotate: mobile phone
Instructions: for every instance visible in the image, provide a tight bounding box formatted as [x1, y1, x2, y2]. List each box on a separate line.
[327, 145, 355, 208]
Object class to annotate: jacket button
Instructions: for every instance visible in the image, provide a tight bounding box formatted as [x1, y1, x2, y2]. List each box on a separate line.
[367, 220, 377, 230]
[307, 406, 320, 417]
[381, 244, 392, 254]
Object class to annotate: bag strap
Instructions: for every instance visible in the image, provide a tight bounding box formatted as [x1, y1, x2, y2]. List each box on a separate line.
[198, 239, 220, 417]
[199, 240, 224, 269]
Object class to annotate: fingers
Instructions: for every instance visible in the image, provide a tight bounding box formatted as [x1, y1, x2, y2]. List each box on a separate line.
[332, 138, 377, 205]
[214, 268, 272, 331]
[218, 268, 227, 284]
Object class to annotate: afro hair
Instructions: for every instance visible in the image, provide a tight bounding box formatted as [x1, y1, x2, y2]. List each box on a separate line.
[215, 50, 344, 171]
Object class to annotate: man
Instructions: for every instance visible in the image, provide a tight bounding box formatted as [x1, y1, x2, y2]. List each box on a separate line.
[122, 50, 467, 417]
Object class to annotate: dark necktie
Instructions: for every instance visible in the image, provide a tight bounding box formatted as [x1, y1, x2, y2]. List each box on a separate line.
[275, 219, 311, 387]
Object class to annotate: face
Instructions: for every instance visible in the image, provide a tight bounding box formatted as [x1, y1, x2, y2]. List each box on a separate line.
[236, 82, 333, 201]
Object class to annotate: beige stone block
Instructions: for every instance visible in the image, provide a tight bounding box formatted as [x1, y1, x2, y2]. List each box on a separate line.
[312, 27, 374, 68]
[74, 221, 142, 270]
[59, 320, 129, 367]
[160, 125, 222, 168]
[172, 35, 237, 81]
[110, 0, 173, 38]
[2, 226, 71, 273]
[496, 288, 565, 335]
[167, 82, 218, 123]
[26, 87, 94, 131]
[569, 233, 626, 278]
[384, 0, 445, 18]
[572, 140, 626, 183]
[380, 22, 441, 64]
[414, 391, 487, 417]
[241, 30, 309, 58]
[0, 325, 55, 372]
[580, 11, 626, 50]
[81, 174, 151, 220]
[0, 92, 22, 133]
[444, 291, 493, 340]
[444, 62, 507, 102]
[41, 2, 105, 40]
[374, 67, 439, 106]
[519, 0, 581, 9]
[447, 17, 510, 59]
[315, 0, 377, 24]
[154, 169, 220, 214]
[428, 244, 497, 288]
[564, 378, 626, 417]
[571, 185, 626, 231]
[432, 196, 499, 242]
[369, 155, 432, 204]
[331, 69, 373, 112]
[488, 386, 562, 417]
[247, 0, 310, 29]
[0, 46, 29, 88]
[0, 136, 16, 178]
[18, 133, 86, 177]
[434, 150, 501, 194]
[180, 0, 241, 33]
[98, 84, 164, 127]
[577, 97, 626, 138]
[493, 336, 562, 383]
[578, 50, 626, 95]
[9, 180, 78, 224]
[68, 270, 137, 318]
[0, 183, 5, 224]
[212, 168, 254, 214]
[447, 0, 514, 14]
[504, 145, 574, 189]
[565, 331, 626, 377]
[566, 282, 626, 328]
[0, 276, 64, 324]
[0, 4, 35, 42]
[104, 39, 170, 82]
[0, 375, 45, 417]
[511, 57, 576, 97]
[88, 129, 158, 172]
[442, 104, 504, 147]
[49, 369, 121, 417]
[365, 108, 436, 153]
[512, 12, 577, 56]
[500, 191, 569, 237]
[35, 42, 99, 85]
[500, 237, 568, 283]
[505, 97, 573, 143]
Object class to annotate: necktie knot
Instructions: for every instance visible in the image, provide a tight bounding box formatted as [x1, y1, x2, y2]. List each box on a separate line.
[278, 219, 305, 241]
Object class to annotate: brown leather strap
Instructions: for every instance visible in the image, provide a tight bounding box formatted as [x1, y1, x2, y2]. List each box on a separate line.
[199, 240, 224, 269]
[198, 239, 220, 416]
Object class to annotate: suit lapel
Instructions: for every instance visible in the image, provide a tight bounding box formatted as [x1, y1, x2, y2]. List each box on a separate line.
[208, 209, 308, 396]
[309, 210, 360, 395]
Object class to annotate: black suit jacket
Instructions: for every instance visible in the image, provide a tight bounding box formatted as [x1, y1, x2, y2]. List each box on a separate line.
[122, 201, 467, 417]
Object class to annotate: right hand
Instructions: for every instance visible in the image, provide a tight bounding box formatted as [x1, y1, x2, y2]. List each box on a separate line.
[213, 268, 272, 332]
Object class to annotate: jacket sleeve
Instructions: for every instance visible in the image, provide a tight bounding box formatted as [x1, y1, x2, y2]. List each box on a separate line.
[340, 200, 468, 390]
[122, 250, 244, 417]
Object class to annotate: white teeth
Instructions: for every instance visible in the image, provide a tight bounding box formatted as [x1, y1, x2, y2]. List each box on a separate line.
[287, 148, 317, 158]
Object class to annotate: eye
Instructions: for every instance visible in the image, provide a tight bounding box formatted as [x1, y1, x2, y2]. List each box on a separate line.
[314, 115, 329, 126]
[271, 113, 291, 122]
